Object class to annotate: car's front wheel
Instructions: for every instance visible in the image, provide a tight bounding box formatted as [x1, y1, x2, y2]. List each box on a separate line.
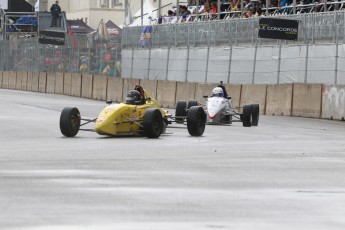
[60, 107, 81, 137]
[143, 109, 163, 138]
[187, 106, 206, 136]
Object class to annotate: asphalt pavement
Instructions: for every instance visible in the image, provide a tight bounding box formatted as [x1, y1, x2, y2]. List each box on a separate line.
[0, 89, 345, 230]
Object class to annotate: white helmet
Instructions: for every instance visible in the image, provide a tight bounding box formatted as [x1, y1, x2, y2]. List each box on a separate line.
[211, 87, 224, 97]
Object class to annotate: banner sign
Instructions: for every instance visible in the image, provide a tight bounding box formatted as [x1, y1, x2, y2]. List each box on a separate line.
[39, 30, 65, 45]
[258, 18, 299, 41]
[138, 26, 152, 47]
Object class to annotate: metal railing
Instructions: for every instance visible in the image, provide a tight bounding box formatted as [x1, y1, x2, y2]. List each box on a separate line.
[123, 10, 345, 48]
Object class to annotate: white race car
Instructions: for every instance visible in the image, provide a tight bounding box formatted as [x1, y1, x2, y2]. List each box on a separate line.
[176, 86, 259, 127]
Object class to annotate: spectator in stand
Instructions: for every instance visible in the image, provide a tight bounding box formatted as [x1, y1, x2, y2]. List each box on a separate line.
[256, 0, 266, 9]
[253, 7, 265, 16]
[269, 0, 281, 8]
[188, 0, 197, 5]
[168, 10, 175, 16]
[210, 1, 218, 19]
[200, 1, 211, 14]
[244, 0, 254, 9]
[180, 5, 191, 22]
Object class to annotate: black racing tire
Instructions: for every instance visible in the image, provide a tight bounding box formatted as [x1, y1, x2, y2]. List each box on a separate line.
[187, 106, 206, 136]
[187, 99, 198, 109]
[242, 104, 252, 127]
[60, 107, 81, 137]
[175, 100, 187, 123]
[143, 109, 163, 138]
[251, 104, 259, 126]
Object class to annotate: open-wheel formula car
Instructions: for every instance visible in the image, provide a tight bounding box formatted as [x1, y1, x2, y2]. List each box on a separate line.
[176, 86, 259, 127]
[59, 85, 206, 138]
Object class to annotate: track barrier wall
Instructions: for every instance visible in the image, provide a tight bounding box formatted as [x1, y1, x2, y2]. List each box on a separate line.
[1, 71, 344, 121]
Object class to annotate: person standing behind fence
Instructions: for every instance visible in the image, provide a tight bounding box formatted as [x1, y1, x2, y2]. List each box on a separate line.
[50, 1, 61, 27]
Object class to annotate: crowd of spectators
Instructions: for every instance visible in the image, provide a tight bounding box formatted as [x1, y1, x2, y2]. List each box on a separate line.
[158, 0, 345, 23]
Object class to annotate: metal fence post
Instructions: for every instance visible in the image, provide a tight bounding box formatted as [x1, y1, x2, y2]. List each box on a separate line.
[165, 47, 170, 81]
[227, 46, 232, 84]
[304, 42, 309, 83]
[335, 27, 339, 84]
[277, 42, 282, 84]
[205, 47, 210, 83]
[147, 47, 151, 80]
[252, 43, 258, 84]
[185, 46, 190, 82]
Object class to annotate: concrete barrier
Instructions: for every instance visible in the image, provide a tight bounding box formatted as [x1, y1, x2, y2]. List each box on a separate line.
[292, 83, 322, 118]
[21, 72, 28, 91]
[27, 72, 33, 91]
[139, 79, 157, 100]
[266, 84, 293, 116]
[2, 71, 9, 89]
[71, 73, 82, 97]
[107, 77, 123, 102]
[55, 73, 64, 94]
[195, 83, 218, 106]
[15, 72, 22, 90]
[240, 84, 267, 114]
[46, 72, 56, 94]
[63, 73, 72, 95]
[32, 72, 39, 92]
[81, 74, 93, 99]
[92, 75, 107, 101]
[9, 71, 16, 89]
[3, 70, 343, 123]
[122, 78, 141, 101]
[321, 85, 345, 120]
[38, 72, 47, 93]
[228, 84, 242, 109]
[175, 82, 196, 104]
[157, 80, 177, 108]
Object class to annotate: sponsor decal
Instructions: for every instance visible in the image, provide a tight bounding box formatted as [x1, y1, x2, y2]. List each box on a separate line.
[259, 18, 299, 41]
[97, 116, 105, 123]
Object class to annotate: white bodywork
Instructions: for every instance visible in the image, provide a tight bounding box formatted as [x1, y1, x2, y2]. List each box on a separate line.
[206, 96, 233, 124]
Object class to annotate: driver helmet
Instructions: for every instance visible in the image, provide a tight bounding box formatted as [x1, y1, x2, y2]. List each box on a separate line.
[211, 87, 224, 97]
[125, 90, 142, 105]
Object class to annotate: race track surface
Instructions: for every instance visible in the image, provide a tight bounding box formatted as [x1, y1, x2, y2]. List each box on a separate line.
[1, 89, 345, 230]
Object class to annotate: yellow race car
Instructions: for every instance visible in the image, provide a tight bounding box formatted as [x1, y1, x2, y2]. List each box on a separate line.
[60, 85, 206, 138]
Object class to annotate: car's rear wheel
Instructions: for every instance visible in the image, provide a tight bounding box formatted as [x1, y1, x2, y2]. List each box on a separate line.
[251, 104, 259, 126]
[175, 100, 187, 123]
[187, 99, 198, 109]
[242, 104, 252, 127]
[60, 107, 81, 137]
[187, 106, 206, 136]
[143, 109, 163, 138]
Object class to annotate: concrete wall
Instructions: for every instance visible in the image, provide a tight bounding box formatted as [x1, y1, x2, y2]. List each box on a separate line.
[266, 84, 293, 116]
[240, 84, 267, 114]
[292, 83, 322, 118]
[0, 71, 344, 122]
[157, 80, 177, 108]
[81, 75, 93, 99]
[321, 85, 345, 120]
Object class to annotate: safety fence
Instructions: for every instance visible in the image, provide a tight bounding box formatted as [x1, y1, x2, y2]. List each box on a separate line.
[0, 36, 121, 76]
[123, 11, 345, 48]
[121, 43, 345, 85]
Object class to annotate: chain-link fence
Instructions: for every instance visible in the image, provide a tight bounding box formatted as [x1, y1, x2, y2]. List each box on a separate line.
[0, 33, 122, 77]
[123, 11, 345, 48]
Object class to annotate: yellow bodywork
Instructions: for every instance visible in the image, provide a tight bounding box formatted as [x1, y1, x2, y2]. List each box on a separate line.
[95, 90, 169, 136]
